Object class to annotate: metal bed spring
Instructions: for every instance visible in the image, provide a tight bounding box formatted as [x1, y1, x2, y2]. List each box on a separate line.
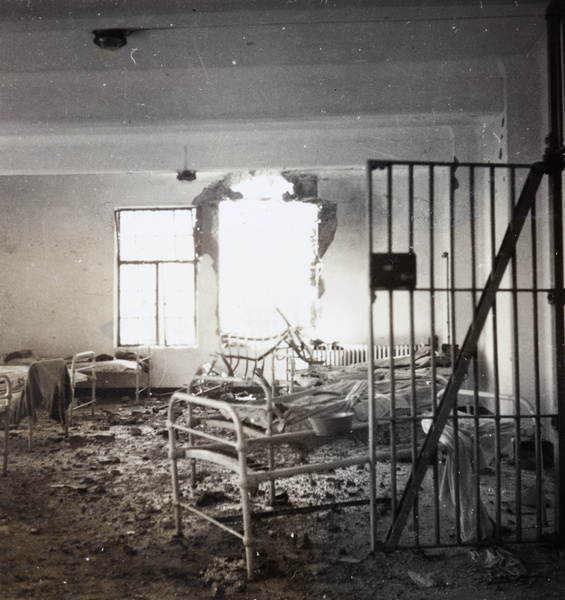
[167, 375, 377, 580]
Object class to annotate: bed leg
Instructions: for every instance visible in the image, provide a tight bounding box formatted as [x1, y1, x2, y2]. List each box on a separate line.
[3, 408, 9, 476]
[239, 476, 256, 580]
[241, 486, 256, 581]
[169, 423, 183, 537]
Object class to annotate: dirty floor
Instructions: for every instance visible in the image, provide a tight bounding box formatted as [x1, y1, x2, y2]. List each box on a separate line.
[1, 394, 564, 600]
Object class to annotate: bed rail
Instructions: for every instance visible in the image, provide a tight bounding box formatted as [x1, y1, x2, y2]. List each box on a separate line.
[68, 351, 97, 425]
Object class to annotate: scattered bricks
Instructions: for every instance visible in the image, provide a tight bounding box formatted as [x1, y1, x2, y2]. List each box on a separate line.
[106, 413, 120, 426]
[68, 435, 87, 449]
[93, 433, 115, 444]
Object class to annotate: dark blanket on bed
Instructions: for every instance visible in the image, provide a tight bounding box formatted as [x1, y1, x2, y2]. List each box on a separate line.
[12, 359, 73, 426]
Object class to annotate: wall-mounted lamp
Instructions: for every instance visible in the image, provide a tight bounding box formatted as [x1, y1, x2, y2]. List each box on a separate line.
[93, 29, 130, 50]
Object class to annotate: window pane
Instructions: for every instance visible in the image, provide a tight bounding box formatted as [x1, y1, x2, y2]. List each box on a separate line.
[119, 264, 157, 345]
[119, 209, 195, 261]
[117, 208, 197, 347]
[160, 263, 196, 345]
[120, 317, 157, 346]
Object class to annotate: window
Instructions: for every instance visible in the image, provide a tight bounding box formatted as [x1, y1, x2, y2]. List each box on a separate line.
[116, 208, 196, 346]
[218, 199, 319, 337]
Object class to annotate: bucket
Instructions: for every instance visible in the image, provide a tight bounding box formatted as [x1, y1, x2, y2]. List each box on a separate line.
[308, 412, 355, 436]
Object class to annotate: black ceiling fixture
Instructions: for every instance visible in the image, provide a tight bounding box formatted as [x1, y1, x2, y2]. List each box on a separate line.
[93, 29, 131, 51]
[177, 147, 196, 182]
[177, 169, 197, 182]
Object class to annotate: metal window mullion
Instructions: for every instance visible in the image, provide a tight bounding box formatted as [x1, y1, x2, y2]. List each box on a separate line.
[193, 256, 198, 348]
[117, 260, 123, 348]
[155, 262, 161, 346]
[116, 210, 124, 347]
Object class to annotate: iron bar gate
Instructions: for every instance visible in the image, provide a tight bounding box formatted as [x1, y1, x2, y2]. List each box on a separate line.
[367, 159, 559, 550]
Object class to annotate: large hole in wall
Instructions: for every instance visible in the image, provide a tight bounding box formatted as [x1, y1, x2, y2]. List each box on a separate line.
[194, 171, 337, 337]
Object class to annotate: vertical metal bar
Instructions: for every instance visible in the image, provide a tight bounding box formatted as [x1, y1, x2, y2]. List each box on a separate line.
[387, 166, 398, 518]
[489, 165, 503, 539]
[530, 187, 545, 538]
[546, 0, 565, 541]
[367, 161, 378, 551]
[408, 165, 420, 546]
[385, 165, 544, 550]
[428, 165, 441, 544]
[449, 165, 458, 365]
[449, 165, 461, 543]
[509, 166, 523, 540]
[470, 166, 483, 544]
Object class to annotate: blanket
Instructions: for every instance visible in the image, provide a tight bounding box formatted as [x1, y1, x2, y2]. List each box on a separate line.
[12, 359, 73, 427]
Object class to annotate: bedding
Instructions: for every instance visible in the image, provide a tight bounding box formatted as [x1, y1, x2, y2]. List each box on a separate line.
[12, 359, 72, 426]
[0, 353, 91, 419]
[227, 345, 451, 433]
[72, 350, 150, 398]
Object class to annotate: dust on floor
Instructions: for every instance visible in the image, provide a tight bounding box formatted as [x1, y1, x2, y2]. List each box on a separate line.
[0, 394, 564, 600]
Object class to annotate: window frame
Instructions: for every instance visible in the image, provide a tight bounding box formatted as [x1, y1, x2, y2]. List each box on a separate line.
[115, 207, 197, 348]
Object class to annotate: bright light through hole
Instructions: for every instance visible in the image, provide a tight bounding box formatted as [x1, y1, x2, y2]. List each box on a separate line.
[231, 174, 294, 200]
[219, 179, 319, 337]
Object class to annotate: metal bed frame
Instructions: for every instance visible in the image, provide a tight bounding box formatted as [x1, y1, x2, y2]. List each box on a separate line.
[0, 375, 11, 476]
[167, 374, 377, 580]
[68, 350, 97, 427]
[0, 351, 97, 469]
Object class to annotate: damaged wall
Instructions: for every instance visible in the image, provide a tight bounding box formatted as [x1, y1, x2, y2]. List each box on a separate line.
[0, 108, 548, 391]
[0, 9, 551, 390]
[0, 125, 452, 387]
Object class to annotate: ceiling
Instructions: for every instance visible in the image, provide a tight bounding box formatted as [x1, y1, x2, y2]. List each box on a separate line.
[0, 0, 551, 173]
[0, 0, 548, 129]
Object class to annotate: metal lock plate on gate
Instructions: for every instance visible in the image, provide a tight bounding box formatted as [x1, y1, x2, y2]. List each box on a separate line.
[370, 253, 417, 291]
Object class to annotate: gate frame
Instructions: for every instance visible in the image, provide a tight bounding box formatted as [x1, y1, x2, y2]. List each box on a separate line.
[366, 0, 565, 550]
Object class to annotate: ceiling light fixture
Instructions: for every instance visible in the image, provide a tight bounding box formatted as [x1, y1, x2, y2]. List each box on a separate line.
[177, 169, 197, 182]
[93, 29, 130, 51]
[177, 147, 197, 182]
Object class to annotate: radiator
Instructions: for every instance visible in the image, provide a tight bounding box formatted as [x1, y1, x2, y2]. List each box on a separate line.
[311, 343, 424, 367]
